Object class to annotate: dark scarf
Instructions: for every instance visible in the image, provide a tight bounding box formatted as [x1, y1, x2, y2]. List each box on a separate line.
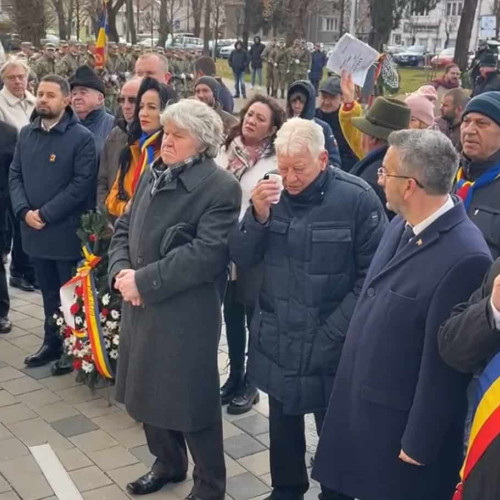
[283, 168, 329, 209]
[150, 154, 204, 196]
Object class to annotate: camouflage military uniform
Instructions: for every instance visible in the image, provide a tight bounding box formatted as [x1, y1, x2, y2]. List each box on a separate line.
[288, 44, 302, 87]
[56, 52, 80, 78]
[276, 45, 290, 99]
[262, 43, 278, 96]
[298, 45, 311, 81]
[32, 55, 57, 81]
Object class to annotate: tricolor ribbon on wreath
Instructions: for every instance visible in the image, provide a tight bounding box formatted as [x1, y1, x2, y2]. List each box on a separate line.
[59, 245, 114, 379]
[452, 349, 500, 499]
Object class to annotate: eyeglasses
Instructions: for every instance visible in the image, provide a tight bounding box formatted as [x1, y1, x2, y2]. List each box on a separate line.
[117, 96, 137, 104]
[377, 167, 425, 189]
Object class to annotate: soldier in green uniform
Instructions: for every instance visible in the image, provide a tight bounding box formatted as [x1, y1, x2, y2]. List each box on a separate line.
[287, 39, 302, 88]
[276, 39, 290, 99]
[32, 42, 57, 82]
[131, 45, 142, 68]
[262, 39, 278, 97]
[56, 40, 81, 79]
[298, 39, 311, 80]
[19, 42, 36, 64]
[57, 41, 68, 61]
[118, 42, 133, 73]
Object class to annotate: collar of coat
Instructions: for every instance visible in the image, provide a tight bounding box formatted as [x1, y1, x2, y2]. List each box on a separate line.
[149, 156, 217, 194]
[31, 106, 78, 134]
[0, 87, 36, 108]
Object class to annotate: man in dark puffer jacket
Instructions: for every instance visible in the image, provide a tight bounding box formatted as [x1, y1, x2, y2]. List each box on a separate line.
[230, 117, 386, 500]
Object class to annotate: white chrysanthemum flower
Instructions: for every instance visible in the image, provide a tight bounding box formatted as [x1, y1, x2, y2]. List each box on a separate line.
[110, 310, 120, 320]
[106, 321, 118, 331]
[109, 349, 118, 359]
[75, 316, 83, 326]
[104, 338, 111, 349]
[82, 361, 94, 373]
[102, 293, 111, 306]
[56, 317, 64, 326]
[112, 335, 119, 346]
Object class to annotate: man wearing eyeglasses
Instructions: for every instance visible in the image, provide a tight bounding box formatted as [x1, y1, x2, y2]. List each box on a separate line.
[97, 77, 141, 213]
[313, 129, 492, 500]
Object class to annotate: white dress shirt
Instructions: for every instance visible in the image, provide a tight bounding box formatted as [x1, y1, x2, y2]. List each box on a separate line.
[411, 195, 455, 236]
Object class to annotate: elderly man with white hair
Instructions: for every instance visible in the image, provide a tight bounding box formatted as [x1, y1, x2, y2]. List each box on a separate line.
[229, 117, 387, 500]
[108, 99, 241, 498]
[0, 58, 36, 131]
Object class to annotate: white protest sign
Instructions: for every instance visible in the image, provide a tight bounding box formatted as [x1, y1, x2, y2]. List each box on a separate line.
[327, 33, 379, 87]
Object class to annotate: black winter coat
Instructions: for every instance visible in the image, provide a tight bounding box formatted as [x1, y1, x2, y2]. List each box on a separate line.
[229, 48, 250, 72]
[472, 71, 500, 96]
[229, 167, 387, 415]
[438, 257, 500, 500]
[455, 154, 500, 258]
[249, 42, 265, 69]
[9, 108, 97, 260]
[310, 50, 327, 80]
[0, 121, 17, 246]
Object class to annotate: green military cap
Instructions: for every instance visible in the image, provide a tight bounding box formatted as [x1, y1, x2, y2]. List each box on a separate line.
[67, 40, 77, 46]
[21, 41, 33, 48]
[44, 42, 57, 49]
[59, 41, 69, 47]
[108, 41, 117, 48]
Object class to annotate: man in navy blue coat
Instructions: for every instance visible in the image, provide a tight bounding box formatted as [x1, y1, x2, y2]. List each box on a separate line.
[10, 75, 97, 372]
[312, 129, 492, 500]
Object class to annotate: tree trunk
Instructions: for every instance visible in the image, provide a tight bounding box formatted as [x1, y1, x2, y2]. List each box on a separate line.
[127, 0, 137, 43]
[339, 0, 346, 35]
[9, 0, 46, 46]
[191, 0, 204, 37]
[368, 0, 393, 51]
[203, 0, 211, 53]
[159, 0, 169, 46]
[107, 0, 126, 42]
[454, 0, 478, 71]
[52, 0, 68, 40]
[242, 0, 252, 48]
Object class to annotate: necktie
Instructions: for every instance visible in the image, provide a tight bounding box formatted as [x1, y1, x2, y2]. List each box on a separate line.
[395, 224, 414, 254]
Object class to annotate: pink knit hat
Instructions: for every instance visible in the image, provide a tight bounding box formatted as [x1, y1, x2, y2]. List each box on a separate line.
[416, 85, 438, 103]
[405, 94, 435, 127]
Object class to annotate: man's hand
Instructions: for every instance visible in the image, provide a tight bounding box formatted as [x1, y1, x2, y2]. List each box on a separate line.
[251, 179, 281, 224]
[399, 449, 423, 466]
[114, 269, 143, 306]
[491, 274, 500, 312]
[25, 210, 45, 230]
[340, 70, 355, 104]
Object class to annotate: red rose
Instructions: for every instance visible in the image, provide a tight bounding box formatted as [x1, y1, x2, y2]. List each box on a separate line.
[75, 285, 83, 297]
[70, 303, 80, 315]
[83, 355, 92, 362]
[63, 326, 72, 338]
[72, 359, 82, 370]
[75, 340, 83, 350]
[88, 234, 96, 242]
[101, 308, 109, 317]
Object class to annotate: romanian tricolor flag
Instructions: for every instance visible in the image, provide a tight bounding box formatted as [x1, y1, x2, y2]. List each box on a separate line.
[452, 351, 500, 499]
[94, 0, 108, 70]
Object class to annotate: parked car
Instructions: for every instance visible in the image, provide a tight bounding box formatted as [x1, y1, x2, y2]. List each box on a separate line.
[137, 37, 159, 48]
[385, 45, 404, 54]
[167, 35, 203, 50]
[393, 45, 427, 66]
[431, 47, 455, 67]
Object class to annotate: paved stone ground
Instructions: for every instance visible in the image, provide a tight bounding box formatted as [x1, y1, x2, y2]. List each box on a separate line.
[0, 285, 320, 500]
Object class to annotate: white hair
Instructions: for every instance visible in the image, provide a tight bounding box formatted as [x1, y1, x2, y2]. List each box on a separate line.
[0, 57, 29, 80]
[274, 117, 325, 157]
[160, 99, 224, 158]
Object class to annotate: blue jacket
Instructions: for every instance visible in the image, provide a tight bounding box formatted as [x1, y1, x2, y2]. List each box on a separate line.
[80, 107, 114, 157]
[9, 108, 97, 260]
[312, 200, 492, 500]
[310, 50, 327, 80]
[287, 80, 341, 168]
[229, 47, 250, 73]
[229, 167, 387, 414]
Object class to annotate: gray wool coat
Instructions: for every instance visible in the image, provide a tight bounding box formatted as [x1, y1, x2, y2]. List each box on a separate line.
[108, 157, 242, 432]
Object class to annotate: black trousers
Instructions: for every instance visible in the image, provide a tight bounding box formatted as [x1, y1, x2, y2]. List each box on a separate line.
[223, 280, 254, 375]
[0, 258, 9, 318]
[269, 396, 353, 500]
[8, 202, 35, 282]
[144, 420, 226, 500]
[32, 258, 76, 348]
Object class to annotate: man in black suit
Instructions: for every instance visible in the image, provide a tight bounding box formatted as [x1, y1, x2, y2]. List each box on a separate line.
[0, 120, 16, 333]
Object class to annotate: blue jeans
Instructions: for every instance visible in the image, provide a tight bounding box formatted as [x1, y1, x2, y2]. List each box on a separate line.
[233, 71, 246, 97]
[251, 68, 262, 87]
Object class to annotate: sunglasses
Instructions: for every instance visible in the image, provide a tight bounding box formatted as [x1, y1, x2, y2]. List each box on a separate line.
[117, 96, 137, 104]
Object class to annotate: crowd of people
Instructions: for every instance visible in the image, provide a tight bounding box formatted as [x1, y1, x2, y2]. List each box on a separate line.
[0, 39, 499, 500]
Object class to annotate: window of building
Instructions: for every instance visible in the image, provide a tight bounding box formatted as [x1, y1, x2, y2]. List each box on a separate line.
[393, 34, 402, 44]
[458, 2, 463, 14]
[322, 17, 338, 32]
[446, 1, 463, 17]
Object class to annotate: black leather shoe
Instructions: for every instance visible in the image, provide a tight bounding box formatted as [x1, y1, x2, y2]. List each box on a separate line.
[9, 276, 35, 292]
[51, 358, 73, 376]
[227, 384, 260, 415]
[126, 469, 186, 495]
[220, 370, 244, 405]
[24, 345, 62, 367]
[0, 317, 12, 334]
